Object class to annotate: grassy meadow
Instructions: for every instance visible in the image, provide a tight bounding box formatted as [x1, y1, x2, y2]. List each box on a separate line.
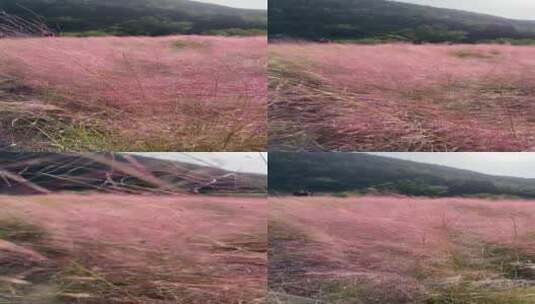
[269, 43, 535, 151]
[0, 35, 266, 152]
[0, 194, 267, 304]
[269, 196, 535, 303]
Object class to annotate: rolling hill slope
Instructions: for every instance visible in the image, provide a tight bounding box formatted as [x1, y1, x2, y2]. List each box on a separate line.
[269, 153, 535, 197]
[269, 0, 535, 43]
[0, 153, 266, 194]
[1, 0, 267, 36]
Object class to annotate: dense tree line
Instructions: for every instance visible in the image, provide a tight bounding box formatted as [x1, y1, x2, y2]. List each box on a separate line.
[269, 0, 535, 44]
[1, 0, 266, 36]
[269, 153, 535, 198]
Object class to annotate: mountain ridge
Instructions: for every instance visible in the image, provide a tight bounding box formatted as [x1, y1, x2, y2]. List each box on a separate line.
[268, 153, 535, 198]
[1, 0, 267, 36]
[269, 0, 535, 43]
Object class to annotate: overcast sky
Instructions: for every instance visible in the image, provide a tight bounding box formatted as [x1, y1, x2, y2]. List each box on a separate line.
[131, 153, 267, 175]
[370, 153, 535, 178]
[393, 0, 535, 20]
[194, 0, 266, 9]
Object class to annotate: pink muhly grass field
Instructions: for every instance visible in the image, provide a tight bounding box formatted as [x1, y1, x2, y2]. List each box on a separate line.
[269, 195, 535, 302]
[0, 35, 267, 151]
[270, 43, 535, 151]
[0, 194, 267, 303]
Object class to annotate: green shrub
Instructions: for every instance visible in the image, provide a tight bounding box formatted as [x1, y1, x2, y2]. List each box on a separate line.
[204, 28, 267, 36]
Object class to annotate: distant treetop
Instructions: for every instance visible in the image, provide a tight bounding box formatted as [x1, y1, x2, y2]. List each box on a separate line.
[1, 0, 266, 37]
[268, 0, 535, 44]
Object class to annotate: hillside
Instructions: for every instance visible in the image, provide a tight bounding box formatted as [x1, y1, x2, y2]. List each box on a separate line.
[1, 0, 266, 36]
[269, 153, 535, 197]
[0, 153, 266, 194]
[269, 0, 535, 43]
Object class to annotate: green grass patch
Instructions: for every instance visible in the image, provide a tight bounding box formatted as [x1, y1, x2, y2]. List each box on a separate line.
[335, 38, 398, 45]
[55, 261, 121, 301]
[423, 232, 535, 303]
[0, 78, 127, 152]
[451, 50, 500, 59]
[7, 113, 128, 152]
[266, 291, 317, 304]
[445, 234, 535, 279]
[61, 30, 115, 37]
[172, 40, 208, 50]
[0, 218, 47, 243]
[48, 122, 123, 152]
[427, 284, 535, 304]
[203, 28, 267, 36]
[317, 280, 366, 302]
